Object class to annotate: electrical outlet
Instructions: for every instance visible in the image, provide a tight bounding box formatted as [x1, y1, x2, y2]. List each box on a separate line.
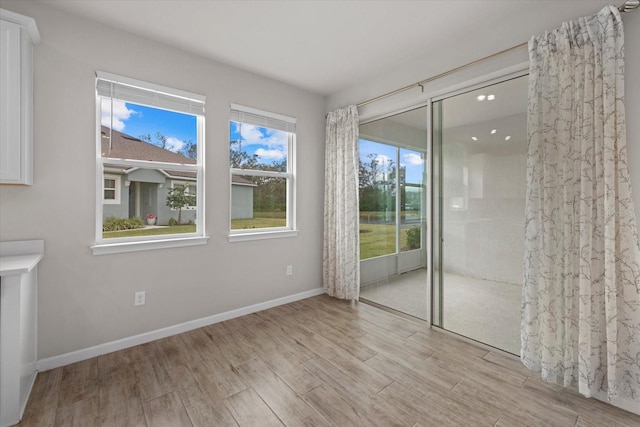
[286, 265, 293, 276]
[134, 291, 146, 306]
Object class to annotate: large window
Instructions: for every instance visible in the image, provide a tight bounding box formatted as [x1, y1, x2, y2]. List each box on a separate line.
[359, 139, 425, 259]
[229, 104, 296, 241]
[93, 71, 207, 254]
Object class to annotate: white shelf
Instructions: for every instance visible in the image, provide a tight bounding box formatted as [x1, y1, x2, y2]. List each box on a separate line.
[0, 240, 43, 427]
[0, 254, 43, 276]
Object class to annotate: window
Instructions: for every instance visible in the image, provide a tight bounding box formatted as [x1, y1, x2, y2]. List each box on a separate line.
[229, 104, 296, 241]
[169, 180, 196, 211]
[92, 71, 207, 255]
[359, 139, 425, 259]
[103, 174, 121, 204]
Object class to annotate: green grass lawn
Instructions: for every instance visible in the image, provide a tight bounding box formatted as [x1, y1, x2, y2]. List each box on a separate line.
[359, 223, 416, 259]
[103, 225, 196, 239]
[231, 212, 286, 230]
[103, 211, 417, 259]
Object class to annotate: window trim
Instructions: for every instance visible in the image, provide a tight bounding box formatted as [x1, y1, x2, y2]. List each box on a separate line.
[228, 104, 297, 241]
[103, 174, 121, 204]
[93, 72, 207, 255]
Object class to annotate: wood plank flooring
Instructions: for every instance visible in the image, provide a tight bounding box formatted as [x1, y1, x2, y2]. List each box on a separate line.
[15, 295, 640, 427]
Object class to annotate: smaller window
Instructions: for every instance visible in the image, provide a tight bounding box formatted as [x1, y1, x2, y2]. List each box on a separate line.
[103, 174, 121, 204]
[229, 104, 296, 241]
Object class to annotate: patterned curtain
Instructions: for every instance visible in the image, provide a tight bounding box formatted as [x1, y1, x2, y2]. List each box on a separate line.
[323, 105, 360, 300]
[522, 6, 640, 402]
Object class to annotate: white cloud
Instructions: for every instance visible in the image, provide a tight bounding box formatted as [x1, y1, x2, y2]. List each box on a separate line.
[239, 124, 287, 148]
[165, 137, 185, 153]
[255, 148, 286, 160]
[101, 98, 136, 132]
[403, 152, 424, 165]
[375, 154, 392, 166]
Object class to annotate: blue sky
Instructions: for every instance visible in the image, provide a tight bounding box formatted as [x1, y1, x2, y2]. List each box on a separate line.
[230, 120, 287, 166]
[359, 139, 424, 184]
[101, 99, 197, 152]
[101, 98, 287, 165]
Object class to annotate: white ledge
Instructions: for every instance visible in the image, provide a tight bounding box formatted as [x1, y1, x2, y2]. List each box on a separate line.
[91, 235, 209, 255]
[0, 254, 43, 276]
[228, 229, 298, 242]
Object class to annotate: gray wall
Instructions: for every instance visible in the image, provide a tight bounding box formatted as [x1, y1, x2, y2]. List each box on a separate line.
[327, 1, 640, 231]
[0, 1, 325, 360]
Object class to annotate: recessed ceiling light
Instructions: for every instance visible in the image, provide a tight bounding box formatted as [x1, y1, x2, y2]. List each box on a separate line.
[471, 136, 478, 141]
[487, 94, 495, 100]
[476, 95, 486, 101]
[505, 135, 511, 141]
[491, 129, 497, 134]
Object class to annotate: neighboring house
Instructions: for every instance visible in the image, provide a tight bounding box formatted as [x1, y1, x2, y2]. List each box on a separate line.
[230, 174, 257, 219]
[101, 126, 255, 224]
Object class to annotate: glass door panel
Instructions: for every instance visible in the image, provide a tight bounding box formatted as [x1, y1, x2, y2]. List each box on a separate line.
[358, 106, 428, 320]
[433, 75, 528, 354]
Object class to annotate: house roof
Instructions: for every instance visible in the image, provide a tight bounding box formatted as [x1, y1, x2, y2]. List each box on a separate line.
[101, 126, 254, 186]
[231, 175, 257, 186]
[101, 126, 196, 164]
[102, 126, 196, 179]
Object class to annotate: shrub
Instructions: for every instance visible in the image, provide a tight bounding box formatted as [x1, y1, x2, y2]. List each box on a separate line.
[406, 227, 421, 250]
[103, 216, 144, 232]
[168, 217, 179, 226]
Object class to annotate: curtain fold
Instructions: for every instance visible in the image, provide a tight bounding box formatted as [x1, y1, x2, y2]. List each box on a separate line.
[323, 105, 360, 300]
[522, 5, 640, 402]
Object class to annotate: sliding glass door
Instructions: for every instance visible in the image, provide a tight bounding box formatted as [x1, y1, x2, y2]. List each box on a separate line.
[432, 75, 528, 354]
[358, 106, 429, 320]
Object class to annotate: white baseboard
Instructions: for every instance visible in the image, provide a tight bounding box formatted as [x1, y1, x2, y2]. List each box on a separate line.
[36, 287, 324, 372]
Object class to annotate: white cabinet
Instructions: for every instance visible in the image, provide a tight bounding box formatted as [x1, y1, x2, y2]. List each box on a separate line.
[0, 240, 43, 427]
[0, 9, 40, 185]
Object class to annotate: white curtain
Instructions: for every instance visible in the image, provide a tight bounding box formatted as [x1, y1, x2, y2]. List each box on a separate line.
[323, 105, 360, 300]
[522, 5, 640, 402]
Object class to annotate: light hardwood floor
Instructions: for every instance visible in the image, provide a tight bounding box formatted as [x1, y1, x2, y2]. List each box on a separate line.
[16, 295, 640, 426]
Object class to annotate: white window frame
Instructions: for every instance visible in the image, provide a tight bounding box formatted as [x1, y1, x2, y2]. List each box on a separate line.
[170, 179, 197, 211]
[228, 103, 297, 242]
[103, 174, 121, 204]
[92, 71, 208, 255]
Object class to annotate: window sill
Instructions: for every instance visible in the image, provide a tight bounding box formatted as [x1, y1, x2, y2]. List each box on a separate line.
[91, 235, 209, 255]
[228, 229, 298, 243]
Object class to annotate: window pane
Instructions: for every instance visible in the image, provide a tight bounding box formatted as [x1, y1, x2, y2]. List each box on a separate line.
[359, 140, 397, 259]
[400, 148, 424, 252]
[104, 189, 115, 199]
[230, 121, 288, 171]
[231, 174, 287, 230]
[100, 99, 198, 163]
[102, 167, 197, 239]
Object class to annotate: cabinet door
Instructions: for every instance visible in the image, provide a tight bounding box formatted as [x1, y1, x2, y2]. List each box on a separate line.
[0, 19, 22, 183]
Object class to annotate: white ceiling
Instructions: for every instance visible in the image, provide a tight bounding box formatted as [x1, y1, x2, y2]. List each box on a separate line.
[40, 0, 615, 96]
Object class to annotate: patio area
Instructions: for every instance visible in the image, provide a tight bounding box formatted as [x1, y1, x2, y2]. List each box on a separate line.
[359, 268, 521, 355]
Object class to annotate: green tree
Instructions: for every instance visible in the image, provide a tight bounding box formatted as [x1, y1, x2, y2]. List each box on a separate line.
[166, 183, 196, 224]
[230, 141, 288, 213]
[358, 153, 396, 215]
[139, 132, 169, 150]
[182, 140, 197, 159]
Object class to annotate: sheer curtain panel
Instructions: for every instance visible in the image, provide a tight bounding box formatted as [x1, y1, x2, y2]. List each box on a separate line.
[323, 106, 360, 300]
[522, 6, 640, 402]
